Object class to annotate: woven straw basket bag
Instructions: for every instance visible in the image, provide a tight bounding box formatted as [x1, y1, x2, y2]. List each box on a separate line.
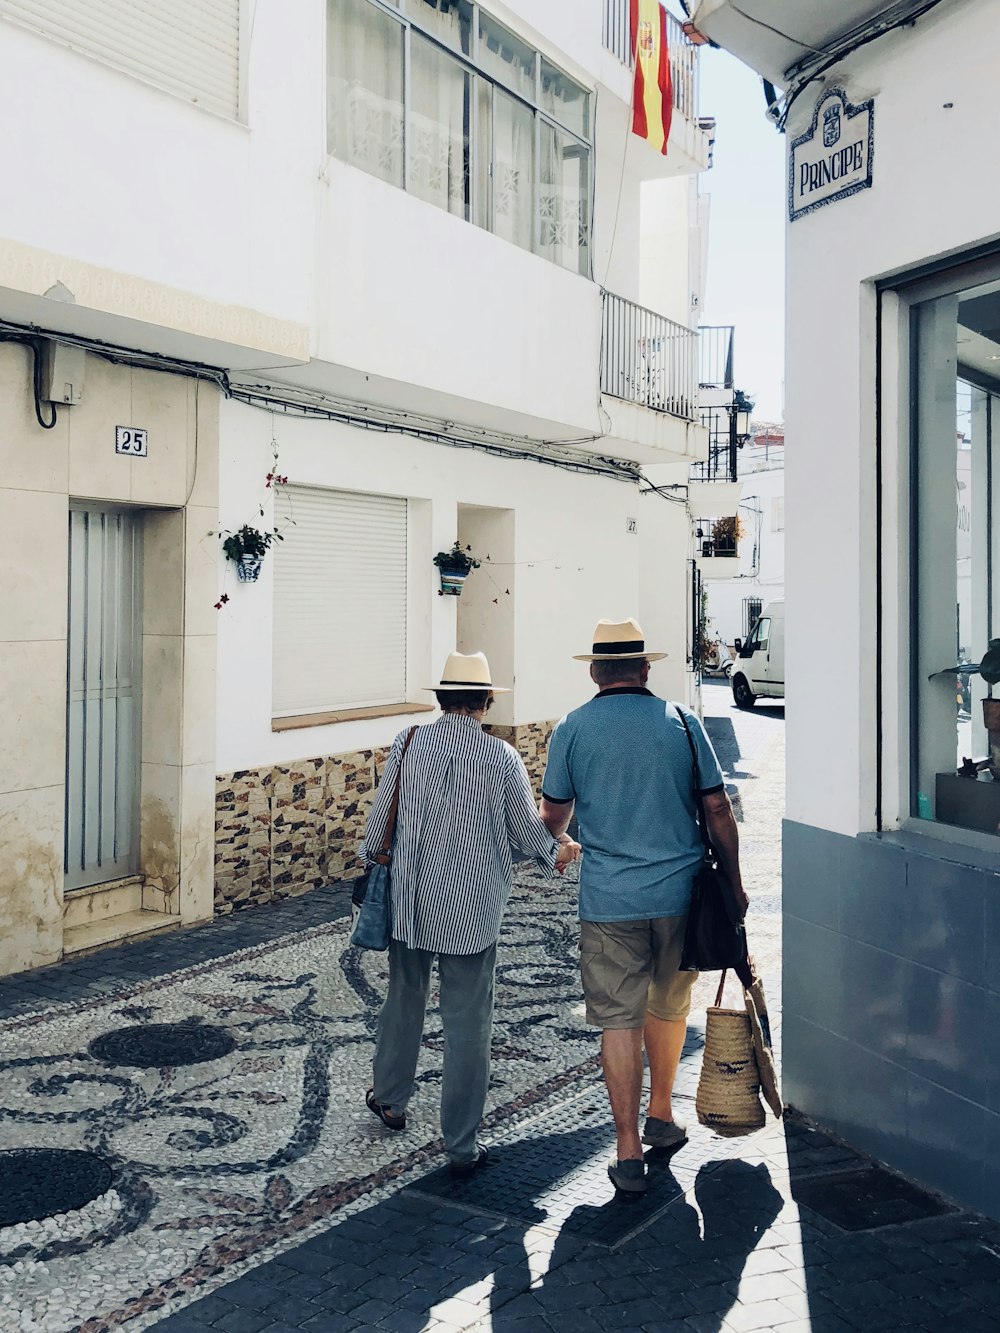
[696, 971, 768, 1137]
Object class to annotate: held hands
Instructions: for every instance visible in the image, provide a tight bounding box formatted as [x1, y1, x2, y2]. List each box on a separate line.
[554, 833, 582, 876]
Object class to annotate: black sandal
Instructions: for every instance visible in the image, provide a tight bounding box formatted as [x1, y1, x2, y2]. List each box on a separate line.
[366, 1087, 406, 1131]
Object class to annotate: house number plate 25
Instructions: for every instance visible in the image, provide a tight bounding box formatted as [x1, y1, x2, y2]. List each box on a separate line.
[115, 426, 148, 457]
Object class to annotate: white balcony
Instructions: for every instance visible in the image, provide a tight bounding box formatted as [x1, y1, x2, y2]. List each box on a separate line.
[600, 292, 709, 463]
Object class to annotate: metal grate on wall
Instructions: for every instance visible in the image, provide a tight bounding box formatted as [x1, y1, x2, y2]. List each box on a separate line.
[65, 509, 143, 891]
[743, 596, 763, 639]
[0, 0, 240, 118]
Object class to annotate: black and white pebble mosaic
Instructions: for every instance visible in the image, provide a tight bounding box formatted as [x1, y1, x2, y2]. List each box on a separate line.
[0, 867, 592, 1332]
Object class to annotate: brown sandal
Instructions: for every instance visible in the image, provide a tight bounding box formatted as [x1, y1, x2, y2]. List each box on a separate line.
[366, 1087, 406, 1131]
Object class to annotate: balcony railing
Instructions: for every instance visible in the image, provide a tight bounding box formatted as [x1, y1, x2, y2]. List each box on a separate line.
[691, 325, 738, 482]
[603, 2, 700, 125]
[698, 324, 735, 392]
[601, 293, 697, 420]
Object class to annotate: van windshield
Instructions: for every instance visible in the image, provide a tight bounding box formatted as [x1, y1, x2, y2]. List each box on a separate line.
[743, 617, 771, 654]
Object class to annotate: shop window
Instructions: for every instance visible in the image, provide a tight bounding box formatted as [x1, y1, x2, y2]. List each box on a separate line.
[911, 279, 1000, 834]
[272, 487, 408, 717]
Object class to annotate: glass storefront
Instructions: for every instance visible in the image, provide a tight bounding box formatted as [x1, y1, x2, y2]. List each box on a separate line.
[910, 273, 1000, 835]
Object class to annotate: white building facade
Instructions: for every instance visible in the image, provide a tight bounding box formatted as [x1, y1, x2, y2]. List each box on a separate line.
[0, 0, 715, 973]
[702, 429, 785, 650]
[693, 0, 1000, 1219]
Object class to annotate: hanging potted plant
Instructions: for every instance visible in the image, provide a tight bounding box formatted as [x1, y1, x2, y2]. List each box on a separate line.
[220, 524, 284, 583]
[433, 541, 481, 596]
[211, 448, 292, 604]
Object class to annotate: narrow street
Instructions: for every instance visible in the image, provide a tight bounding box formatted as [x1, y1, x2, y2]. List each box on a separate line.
[2, 688, 999, 1332]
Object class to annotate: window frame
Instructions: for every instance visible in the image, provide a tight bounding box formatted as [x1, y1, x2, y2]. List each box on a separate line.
[326, 0, 594, 276]
[271, 484, 411, 719]
[876, 245, 1000, 841]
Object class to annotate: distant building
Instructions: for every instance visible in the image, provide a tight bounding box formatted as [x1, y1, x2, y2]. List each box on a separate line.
[704, 425, 786, 649]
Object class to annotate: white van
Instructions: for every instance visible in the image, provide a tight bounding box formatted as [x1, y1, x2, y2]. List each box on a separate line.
[730, 599, 784, 709]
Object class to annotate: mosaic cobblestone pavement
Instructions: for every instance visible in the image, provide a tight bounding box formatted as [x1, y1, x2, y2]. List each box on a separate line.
[6, 694, 1000, 1331]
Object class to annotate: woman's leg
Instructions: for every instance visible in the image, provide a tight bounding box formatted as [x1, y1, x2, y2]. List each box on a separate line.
[437, 944, 497, 1163]
[373, 938, 433, 1111]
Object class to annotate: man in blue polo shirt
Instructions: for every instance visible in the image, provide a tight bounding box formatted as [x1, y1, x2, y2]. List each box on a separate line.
[541, 617, 747, 1194]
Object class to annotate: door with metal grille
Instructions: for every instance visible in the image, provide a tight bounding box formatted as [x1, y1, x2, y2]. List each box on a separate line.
[65, 509, 143, 891]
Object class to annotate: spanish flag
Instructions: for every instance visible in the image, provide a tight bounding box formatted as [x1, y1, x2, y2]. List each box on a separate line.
[630, 0, 673, 154]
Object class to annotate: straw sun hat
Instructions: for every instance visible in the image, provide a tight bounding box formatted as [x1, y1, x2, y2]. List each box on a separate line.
[427, 651, 511, 693]
[573, 617, 667, 662]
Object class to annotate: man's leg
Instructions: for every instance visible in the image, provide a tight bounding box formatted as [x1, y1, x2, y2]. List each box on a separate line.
[437, 943, 497, 1163]
[372, 938, 433, 1112]
[580, 920, 653, 1163]
[645, 914, 696, 1125]
[601, 1028, 645, 1161]
[644, 1013, 687, 1122]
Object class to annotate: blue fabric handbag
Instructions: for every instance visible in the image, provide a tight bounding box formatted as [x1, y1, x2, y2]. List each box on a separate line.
[349, 726, 417, 951]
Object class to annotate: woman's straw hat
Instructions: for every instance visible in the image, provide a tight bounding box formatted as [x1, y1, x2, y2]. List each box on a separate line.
[573, 617, 667, 662]
[427, 650, 510, 692]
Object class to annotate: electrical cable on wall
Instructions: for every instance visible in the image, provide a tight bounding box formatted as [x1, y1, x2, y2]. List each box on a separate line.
[775, 0, 944, 130]
[0, 318, 695, 501]
[0, 335, 59, 429]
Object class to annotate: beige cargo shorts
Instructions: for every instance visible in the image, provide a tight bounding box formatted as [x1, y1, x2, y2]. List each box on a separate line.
[579, 914, 696, 1029]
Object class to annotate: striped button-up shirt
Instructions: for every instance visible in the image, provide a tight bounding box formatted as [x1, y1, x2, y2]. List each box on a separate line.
[360, 714, 558, 954]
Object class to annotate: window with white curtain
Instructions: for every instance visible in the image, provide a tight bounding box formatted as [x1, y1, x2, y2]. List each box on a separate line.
[326, 0, 592, 276]
[409, 32, 471, 219]
[327, 0, 404, 188]
[771, 496, 785, 532]
[272, 487, 408, 717]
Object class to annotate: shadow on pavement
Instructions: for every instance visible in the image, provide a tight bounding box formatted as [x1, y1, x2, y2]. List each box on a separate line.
[501, 1156, 785, 1330]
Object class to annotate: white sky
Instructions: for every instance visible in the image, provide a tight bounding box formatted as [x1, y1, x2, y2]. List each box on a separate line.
[697, 44, 786, 422]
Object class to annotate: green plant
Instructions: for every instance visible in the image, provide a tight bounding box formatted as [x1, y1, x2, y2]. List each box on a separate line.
[433, 541, 481, 575]
[210, 443, 293, 609]
[220, 524, 283, 562]
[710, 515, 746, 549]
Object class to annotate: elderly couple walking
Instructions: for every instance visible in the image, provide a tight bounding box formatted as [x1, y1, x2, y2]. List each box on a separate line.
[360, 618, 746, 1193]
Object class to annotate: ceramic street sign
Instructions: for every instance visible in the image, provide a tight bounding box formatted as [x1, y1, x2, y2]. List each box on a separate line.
[789, 87, 874, 222]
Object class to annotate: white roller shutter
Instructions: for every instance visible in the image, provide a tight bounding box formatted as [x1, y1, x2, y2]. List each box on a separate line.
[0, 0, 240, 119]
[273, 486, 408, 717]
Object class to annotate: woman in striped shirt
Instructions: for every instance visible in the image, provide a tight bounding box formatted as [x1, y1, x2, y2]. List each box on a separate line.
[361, 651, 580, 1176]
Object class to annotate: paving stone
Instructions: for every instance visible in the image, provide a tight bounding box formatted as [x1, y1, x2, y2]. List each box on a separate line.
[257, 1296, 329, 1325]
[210, 1311, 274, 1333]
[724, 1298, 802, 1331]
[734, 1271, 802, 1304]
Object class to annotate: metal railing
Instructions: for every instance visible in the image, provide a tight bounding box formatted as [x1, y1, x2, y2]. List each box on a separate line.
[601, 292, 697, 420]
[603, 2, 700, 125]
[698, 324, 735, 392]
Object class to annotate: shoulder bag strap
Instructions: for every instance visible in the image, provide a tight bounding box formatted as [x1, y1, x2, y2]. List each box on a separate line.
[675, 705, 711, 851]
[375, 725, 418, 864]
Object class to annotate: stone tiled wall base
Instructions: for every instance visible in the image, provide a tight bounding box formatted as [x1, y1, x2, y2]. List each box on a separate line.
[214, 748, 387, 914]
[214, 722, 556, 914]
[486, 719, 556, 796]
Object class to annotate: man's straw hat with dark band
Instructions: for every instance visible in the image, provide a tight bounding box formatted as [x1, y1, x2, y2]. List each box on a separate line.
[573, 617, 667, 662]
[427, 650, 511, 693]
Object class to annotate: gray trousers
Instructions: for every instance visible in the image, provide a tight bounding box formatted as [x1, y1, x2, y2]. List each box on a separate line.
[372, 938, 496, 1164]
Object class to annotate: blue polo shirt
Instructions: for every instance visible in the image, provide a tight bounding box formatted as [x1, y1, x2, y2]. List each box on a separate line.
[541, 688, 725, 922]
